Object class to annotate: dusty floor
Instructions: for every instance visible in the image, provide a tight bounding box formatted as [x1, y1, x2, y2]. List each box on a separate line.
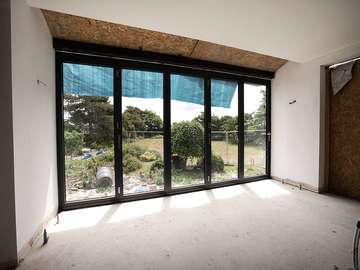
[17, 180, 360, 270]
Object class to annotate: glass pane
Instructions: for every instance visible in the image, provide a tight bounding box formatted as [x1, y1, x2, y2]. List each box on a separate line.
[211, 79, 238, 182]
[171, 74, 204, 188]
[244, 83, 267, 177]
[63, 63, 115, 202]
[122, 69, 164, 195]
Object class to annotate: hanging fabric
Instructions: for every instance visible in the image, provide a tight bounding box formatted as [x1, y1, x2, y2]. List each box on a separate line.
[63, 63, 237, 108]
[331, 61, 355, 95]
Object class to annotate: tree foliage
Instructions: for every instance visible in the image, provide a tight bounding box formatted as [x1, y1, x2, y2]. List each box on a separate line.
[64, 94, 113, 148]
[245, 89, 266, 130]
[193, 89, 266, 146]
[122, 106, 163, 137]
[171, 121, 204, 161]
[64, 130, 84, 156]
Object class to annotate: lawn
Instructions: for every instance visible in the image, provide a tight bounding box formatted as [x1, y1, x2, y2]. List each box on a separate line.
[65, 137, 266, 197]
[128, 137, 266, 178]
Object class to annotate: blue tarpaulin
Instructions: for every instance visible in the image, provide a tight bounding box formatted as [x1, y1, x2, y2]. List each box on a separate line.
[63, 63, 237, 108]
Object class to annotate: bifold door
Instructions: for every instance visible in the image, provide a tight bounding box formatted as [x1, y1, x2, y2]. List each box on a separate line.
[58, 57, 270, 208]
[61, 63, 116, 203]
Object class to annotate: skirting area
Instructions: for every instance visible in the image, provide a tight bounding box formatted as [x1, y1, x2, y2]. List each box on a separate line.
[17, 180, 360, 270]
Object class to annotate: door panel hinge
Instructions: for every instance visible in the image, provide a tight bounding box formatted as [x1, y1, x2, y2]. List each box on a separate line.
[118, 135, 121, 150]
[267, 132, 271, 142]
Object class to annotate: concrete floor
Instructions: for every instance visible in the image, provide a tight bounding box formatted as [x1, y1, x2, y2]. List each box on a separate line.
[17, 180, 360, 270]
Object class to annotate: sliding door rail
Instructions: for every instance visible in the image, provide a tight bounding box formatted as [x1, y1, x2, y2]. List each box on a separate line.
[53, 38, 275, 80]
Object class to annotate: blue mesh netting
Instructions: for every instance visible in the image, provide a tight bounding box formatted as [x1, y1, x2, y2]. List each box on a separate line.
[122, 69, 163, 98]
[170, 74, 204, 105]
[211, 79, 237, 108]
[63, 63, 114, 96]
[63, 63, 237, 108]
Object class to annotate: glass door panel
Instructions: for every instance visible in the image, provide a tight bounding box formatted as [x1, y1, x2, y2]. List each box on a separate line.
[210, 79, 239, 182]
[170, 74, 205, 188]
[244, 83, 267, 177]
[63, 63, 115, 202]
[121, 69, 164, 195]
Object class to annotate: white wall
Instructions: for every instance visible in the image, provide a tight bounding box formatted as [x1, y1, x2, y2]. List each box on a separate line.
[11, 0, 58, 254]
[272, 43, 360, 190]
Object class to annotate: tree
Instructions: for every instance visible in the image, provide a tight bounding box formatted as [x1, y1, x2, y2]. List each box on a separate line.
[246, 89, 266, 130]
[142, 109, 163, 132]
[244, 89, 266, 147]
[64, 94, 113, 148]
[122, 106, 145, 132]
[122, 106, 163, 138]
[171, 121, 204, 168]
[64, 130, 84, 157]
[221, 116, 237, 132]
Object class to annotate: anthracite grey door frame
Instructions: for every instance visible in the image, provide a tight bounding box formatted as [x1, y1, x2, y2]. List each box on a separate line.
[55, 41, 271, 211]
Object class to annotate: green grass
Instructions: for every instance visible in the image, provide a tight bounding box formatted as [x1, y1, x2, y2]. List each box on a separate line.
[65, 137, 266, 189]
[129, 137, 266, 177]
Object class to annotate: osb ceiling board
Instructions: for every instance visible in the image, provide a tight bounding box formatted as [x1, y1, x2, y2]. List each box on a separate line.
[191, 41, 286, 72]
[42, 10, 197, 56]
[42, 10, 287, 72]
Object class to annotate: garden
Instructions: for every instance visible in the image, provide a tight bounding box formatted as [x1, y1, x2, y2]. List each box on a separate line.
[63, 93, 266, 201]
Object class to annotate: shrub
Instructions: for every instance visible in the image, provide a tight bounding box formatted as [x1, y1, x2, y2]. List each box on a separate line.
[211, 153, 224, 172]
[140, 151, 160, 162]
[122, 144, 146, 159]
[197, 153, 224, 173]
[172, 154, 187, 170]
[94, 150, 114, 166]
[81, 158, 98, 189]
[149, 160, 164, 186]
[123, 155, 142, 173]
[149, 160, 164, 175]
[64, 130, 84, 157]
[172, 121, 204, 161]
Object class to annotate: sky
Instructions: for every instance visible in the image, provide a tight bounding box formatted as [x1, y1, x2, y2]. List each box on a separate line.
[65, 83, 265, 123]
[122, 83, 265, 123]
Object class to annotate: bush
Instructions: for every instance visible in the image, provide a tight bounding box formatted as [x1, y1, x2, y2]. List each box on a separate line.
[64, 130, 84, 156]
[140, 150, 160, 162]
[211, 153, 224, 172]
[197, 153, 224, 173]
[172, 154, 187, 170]
[149, 160, 164, 186]
[122, 144, 146, 159]
[172, 121, 204, 161]
[94, 150, 114, 166]
[149, 160, 164, 175]
[123, 155, 142, 173]
[81, 158, 98, 189]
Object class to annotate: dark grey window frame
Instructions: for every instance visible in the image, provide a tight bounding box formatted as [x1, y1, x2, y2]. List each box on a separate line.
[55, 39, 271, 211]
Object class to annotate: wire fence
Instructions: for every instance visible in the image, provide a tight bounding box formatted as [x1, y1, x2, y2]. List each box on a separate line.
[123, 129, 266, 165]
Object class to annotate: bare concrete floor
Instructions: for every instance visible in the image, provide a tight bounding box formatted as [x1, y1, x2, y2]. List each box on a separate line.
[17, 180, 360, 270]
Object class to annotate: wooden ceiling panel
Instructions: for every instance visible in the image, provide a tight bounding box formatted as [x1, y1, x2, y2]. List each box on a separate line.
[42, 10, 197, 56]
[190, 41, 286, 72]
[42, 10, 287, 72]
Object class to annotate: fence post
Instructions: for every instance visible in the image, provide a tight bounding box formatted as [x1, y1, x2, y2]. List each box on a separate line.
[225, 131, 229, 164]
